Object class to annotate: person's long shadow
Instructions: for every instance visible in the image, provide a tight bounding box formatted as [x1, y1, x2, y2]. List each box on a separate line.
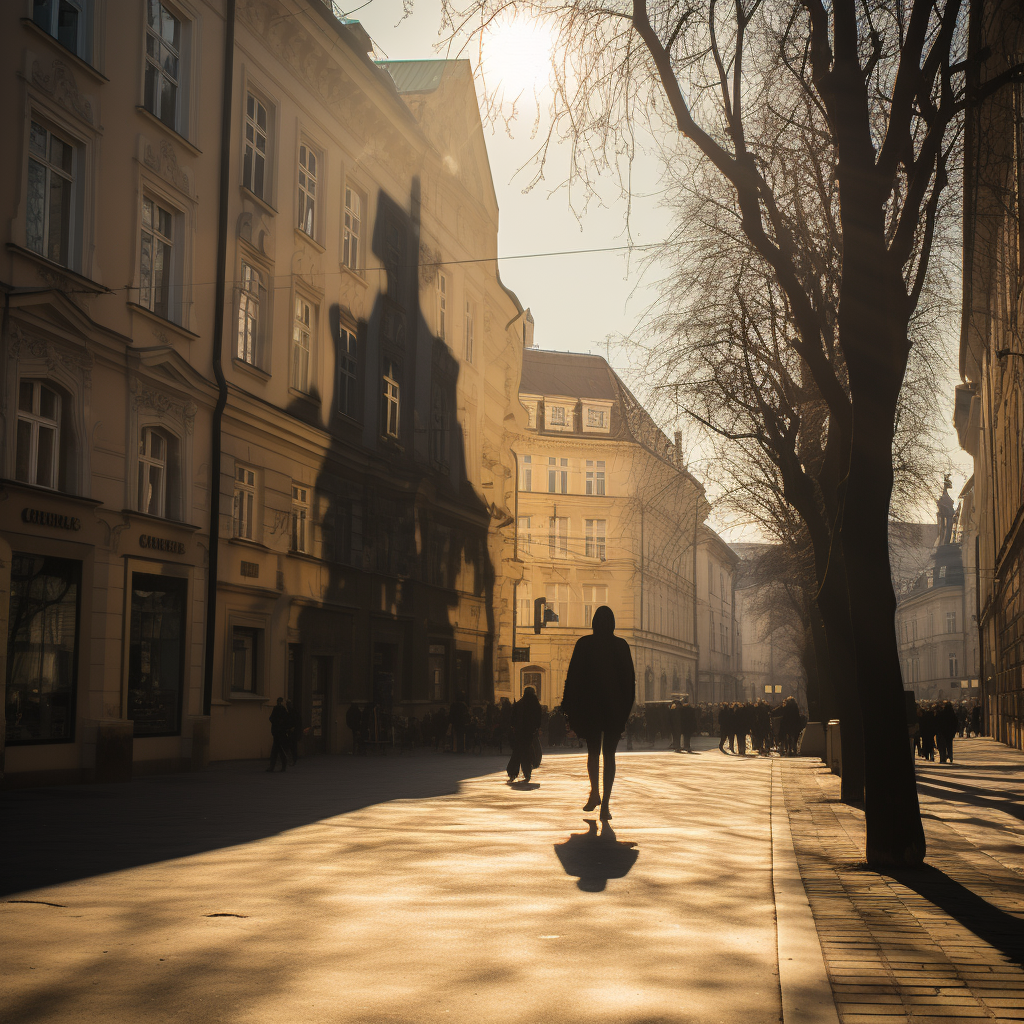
[554, 820, 638, 892]
[884, 865, 1024, 968]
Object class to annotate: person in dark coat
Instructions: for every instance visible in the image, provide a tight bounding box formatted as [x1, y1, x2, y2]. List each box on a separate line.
[935, 700, 959, 763]
[561, 606, 636, 820]
[718, 703, 733, 752]
[507, 686, 543, 782]
[668, 698, 684, 751]
[680, 700, 697, 752]
[266, 697, 289, 772]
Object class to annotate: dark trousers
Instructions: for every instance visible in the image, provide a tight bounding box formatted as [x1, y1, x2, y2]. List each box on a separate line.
[269, 737, 288, 770]
[453, 727, 466, 753]
[506, 738, 534, 780]
[937, 734, 954, 763]
[671, 729, 682, 750]
[683, 732, 692, 751]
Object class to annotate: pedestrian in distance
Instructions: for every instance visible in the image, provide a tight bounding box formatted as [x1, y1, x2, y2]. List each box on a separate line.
[507, 686, 543, 783]
[266, 697, 289, 772]
[936, 700, 958, 764]
[680, 699, 697, 752]
[718, 703, 733, 752]
[561, 605, 636, 820]
[668, 697, 683, 751]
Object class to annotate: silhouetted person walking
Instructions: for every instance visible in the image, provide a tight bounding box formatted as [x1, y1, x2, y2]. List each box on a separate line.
[267, 697, 289, 772]
[562, 606, 635, 820]
[507, 686, 542, 783]
[936, 700, 958, 763]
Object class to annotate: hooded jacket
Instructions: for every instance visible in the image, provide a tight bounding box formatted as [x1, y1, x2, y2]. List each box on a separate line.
[561, 606, 636, 737]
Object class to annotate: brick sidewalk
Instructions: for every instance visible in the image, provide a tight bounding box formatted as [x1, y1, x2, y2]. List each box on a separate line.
[782, 754, 1024, 1023]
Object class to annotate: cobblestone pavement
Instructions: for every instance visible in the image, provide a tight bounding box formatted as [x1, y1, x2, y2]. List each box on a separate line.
[1, 742, 782, 1024]
[782, 737, 1024, 1024]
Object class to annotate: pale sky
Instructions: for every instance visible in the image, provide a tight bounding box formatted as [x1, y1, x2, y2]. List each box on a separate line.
[355, 0, 970, 535]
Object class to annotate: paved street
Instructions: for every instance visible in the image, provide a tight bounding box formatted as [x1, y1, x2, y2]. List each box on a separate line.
[2, 740, 782, 1024]
[4, 737, 1024, 1024]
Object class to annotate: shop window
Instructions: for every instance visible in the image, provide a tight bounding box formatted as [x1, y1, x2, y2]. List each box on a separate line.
[127, 573, 187, 736]
[26, 119, 78, 269]
[230, 625, 261, 693]
[5, 553, 81, 745]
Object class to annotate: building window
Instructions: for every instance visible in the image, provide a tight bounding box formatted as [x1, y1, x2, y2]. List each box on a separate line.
[343, 186, 362, 270]
[26, 120, 75, 267]
[231, 626, 261, 693]
[382, 358, 400, 438]
[292, 296, 313, 393]
[548, 457, 567, 493]
[127, 572, 187, 736]
[33, 0, 91, 59]
[297, 143, 318, 237]
[708, 558, 715, 595]
[582, 584, 608, 626]
[137, 427, 167, 516]
[720, 622, 728, 655]
[243, 92, 269, 200]
[233, 465, 256, 540]
[5, 553, 81, 745]
[16, 380, 62, 489]
[946, 611, 956, 633]
[948, 652, 958, 677]
[517, 580, 532, 626]
[464, 300, 475, 362]
[586, 406, 607, 429]
[140, 194, 175, 320]
[585, 519, 606, 560]
[291, 484, 310, 553]
[436, 272, 448, 341]
[236, 260, 265, 365]
[548, 516, 568, 558]
[336, 325, 358, 418]
[720, 571, 725, 596]
[518, 515, 531, 555]
[144, 2, 181, 130]
[939, 565, 947, 579]
[519, 455, 532, 491]
[585, 459, 605, 495]
[548, 405, 567, 427]
[545, 583, 569, 626]
[431, 389, 450, 466]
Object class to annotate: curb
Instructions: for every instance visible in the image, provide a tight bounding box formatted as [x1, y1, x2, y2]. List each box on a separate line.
[771, 760, 840, 1024]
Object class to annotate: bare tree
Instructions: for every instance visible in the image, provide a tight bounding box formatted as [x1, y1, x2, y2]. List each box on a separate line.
[443, 0, 1022, 864]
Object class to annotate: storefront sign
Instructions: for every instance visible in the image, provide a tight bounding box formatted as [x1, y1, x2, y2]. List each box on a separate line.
[140, 535, 186, 555]
[21, 507, 81, 530]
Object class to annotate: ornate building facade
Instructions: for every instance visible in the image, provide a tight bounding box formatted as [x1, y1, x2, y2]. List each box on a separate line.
[0, 0, 527, 783]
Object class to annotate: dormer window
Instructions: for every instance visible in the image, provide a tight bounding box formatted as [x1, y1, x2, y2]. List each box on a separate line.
[583, 401, 613, 433]
[587, 408, 606, 428]
[549, 406, 565, 426]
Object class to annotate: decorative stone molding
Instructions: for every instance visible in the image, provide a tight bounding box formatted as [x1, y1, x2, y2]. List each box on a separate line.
[31, 56, 95, 125]
[142, 137, 194, 198]
[419, 244, 441, 286]
[129, 376, 197, 435]
[6, 322, 93, 389]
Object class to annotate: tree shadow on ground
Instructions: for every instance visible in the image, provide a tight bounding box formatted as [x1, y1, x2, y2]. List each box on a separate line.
[0, 753, 510, 897]
[883, 865, 1024, 968]
[554, 820, 639, 892]
[916, 780, 1024, 823]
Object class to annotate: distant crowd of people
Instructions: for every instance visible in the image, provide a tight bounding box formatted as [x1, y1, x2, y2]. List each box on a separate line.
[913, 699, 981, 764]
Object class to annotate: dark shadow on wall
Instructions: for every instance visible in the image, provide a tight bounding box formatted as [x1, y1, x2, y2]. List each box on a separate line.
[285, 175, 497, 743]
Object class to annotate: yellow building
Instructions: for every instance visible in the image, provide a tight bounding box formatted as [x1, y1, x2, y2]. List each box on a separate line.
[695, 527, 740, 703]
[0, 0, 527, 784]
[508, 348, 707, 708]
[955, 0, 1024, 748]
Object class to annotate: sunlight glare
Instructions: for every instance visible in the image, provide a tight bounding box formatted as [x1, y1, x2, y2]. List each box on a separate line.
[480, 13, 558, 97]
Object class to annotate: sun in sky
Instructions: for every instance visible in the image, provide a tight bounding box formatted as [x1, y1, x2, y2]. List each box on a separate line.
[478, 11, 559, 97]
